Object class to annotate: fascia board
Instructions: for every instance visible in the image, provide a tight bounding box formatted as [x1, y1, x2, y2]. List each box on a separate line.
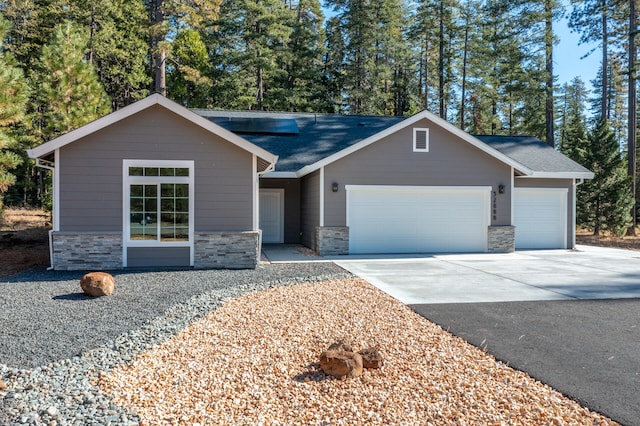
[261, 171, 298, 178]
[296, 109, 533, 177]
[27, 94, 278, 166]
[517, 172, 595, 179]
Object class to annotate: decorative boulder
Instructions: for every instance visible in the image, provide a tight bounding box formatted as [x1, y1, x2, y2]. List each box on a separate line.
[359, 347, 383, 369]
[319, 350, 363, 379]
[80, 272, 115, 297]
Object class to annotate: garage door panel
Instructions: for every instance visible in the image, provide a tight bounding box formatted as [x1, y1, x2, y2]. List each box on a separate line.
[347, 187, 489, 254]
[514, 188, 567, 249]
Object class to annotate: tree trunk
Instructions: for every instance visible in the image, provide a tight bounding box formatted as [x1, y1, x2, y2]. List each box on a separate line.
[460, 8, 469, 130]
[153, 0, 166, 96]
[257, 66, 264, 110]
[628, 0, 637, 235]
[545, 0, 555, 147]
[602, 0, 608, 120]
[438, 0, 445, 119]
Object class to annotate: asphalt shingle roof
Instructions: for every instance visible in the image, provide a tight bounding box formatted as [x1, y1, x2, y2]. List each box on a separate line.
[194, 110, 403, 172]
[475, 135, 592, 175]
[193, 109, 592, 177]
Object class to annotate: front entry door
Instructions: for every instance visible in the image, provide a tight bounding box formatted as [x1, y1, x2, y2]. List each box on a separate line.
[259, 189, 284, 243]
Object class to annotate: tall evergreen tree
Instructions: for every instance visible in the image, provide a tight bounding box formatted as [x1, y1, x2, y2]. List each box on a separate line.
[558, 77, 589, 161]
[326, 0, 410, 115]
[212, 0, 294, 110]
[166, 28, 210, 107]
[0, 15, 29, 209]
[33, 22, 111, 142]
[579, 118, 634, 236]
[321, 16, 347, 113]
[276, 0, 327, 112]
[411, 0, 459, 118]
[147, 0, 221, 96]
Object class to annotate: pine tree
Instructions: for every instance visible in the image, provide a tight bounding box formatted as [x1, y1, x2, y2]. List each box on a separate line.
[0, 15, 29, 209]
[212, 0, 294, 110]
[166, 28, 211, 107]
[558, 77, 589, 163]
[321, 16, 347, 113]
[1, 0, 150, 109]
[34, 22, 111, 141]
[579, 118, 634, 236]
[276, 0, 327, 112]
[77, 0, 150, 108]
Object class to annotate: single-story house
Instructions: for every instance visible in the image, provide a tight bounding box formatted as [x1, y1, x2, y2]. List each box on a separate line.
[27, 94, 593, 270]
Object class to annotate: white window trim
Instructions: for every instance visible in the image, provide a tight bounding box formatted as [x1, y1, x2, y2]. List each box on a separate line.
[413, 127, 430, 152]
[122, 160, 195, 267]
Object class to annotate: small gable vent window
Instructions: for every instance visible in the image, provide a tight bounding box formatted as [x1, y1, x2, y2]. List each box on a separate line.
[413, 128, 429, 152]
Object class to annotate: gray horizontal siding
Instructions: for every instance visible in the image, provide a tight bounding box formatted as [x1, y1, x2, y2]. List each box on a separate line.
[324, 118, 513, 227]
[127, 247, 190, 267]
[300, 172, 320, 249]
[59, 105, 254, 233]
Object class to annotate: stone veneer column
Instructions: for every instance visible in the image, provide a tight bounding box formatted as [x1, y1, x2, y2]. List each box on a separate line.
[487, 226, 515, 253]
[51, 232, 122, 270]
[316, 226, 349, 256]
[194, 231, 260, 269]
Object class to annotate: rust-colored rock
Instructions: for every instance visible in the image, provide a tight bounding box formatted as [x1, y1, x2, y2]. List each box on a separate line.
[320, 350, 363, 378]
[0, 378, 6, 391]
[80, 272, 115, 297]
[359, 347, 383, 369]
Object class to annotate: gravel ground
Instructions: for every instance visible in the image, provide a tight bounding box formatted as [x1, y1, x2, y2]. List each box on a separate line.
[0, 263, 350, 425]
[97, 278, 616, 425]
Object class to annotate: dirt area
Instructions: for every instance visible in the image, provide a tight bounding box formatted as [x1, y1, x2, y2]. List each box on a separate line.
[0, 208, 51, 278]
[576, 227, 640, 251]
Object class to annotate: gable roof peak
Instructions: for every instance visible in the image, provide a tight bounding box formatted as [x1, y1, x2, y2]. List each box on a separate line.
[27, 94, 278, 167]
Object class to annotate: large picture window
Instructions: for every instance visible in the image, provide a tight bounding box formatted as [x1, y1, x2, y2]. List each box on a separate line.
[123, 160, 194, 245]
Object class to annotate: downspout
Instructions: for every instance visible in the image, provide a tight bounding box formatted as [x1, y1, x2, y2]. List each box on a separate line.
[573, 178, 584, 249]
[35, 157, 56, 270]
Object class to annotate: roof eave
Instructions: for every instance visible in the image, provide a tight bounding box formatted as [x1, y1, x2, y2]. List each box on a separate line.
[518, 171, 595, 179]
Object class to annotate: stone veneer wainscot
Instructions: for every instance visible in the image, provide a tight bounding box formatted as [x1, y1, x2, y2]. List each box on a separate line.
[316, 226, 349, 256]
[194, 231, 260, 269]
[487, 226, 515, 253]
[51, 232, 123, 271]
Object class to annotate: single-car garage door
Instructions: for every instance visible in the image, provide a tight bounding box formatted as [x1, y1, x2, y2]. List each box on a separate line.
[514, 187, 567, 249]
[346, 185, 490, 254]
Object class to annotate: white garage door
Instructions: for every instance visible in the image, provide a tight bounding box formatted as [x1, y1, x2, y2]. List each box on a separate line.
[514, 188, 567, 249]
[346, 186, 490, 254]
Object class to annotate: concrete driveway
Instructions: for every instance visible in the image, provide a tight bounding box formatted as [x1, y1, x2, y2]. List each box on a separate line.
[333, 245, 640, 304]
[332, 245, 640, 425]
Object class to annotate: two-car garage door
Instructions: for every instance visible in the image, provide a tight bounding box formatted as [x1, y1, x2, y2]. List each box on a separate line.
[346, 185, 568, 254]
[347, 186, 490, 254]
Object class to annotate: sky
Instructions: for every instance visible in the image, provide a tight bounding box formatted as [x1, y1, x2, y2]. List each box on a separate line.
[554, 14, 601, 94]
